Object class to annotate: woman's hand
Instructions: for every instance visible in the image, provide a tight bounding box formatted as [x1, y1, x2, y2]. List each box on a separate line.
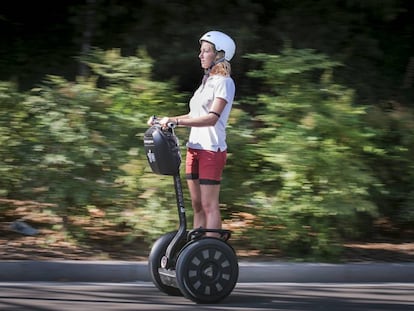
[159, 116, 170, 127]
[147, 115, 156, 126]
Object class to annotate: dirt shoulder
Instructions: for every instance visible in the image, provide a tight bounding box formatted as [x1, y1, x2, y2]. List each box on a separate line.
[2, 224, 414, 263]
[1, 199, 414, 262]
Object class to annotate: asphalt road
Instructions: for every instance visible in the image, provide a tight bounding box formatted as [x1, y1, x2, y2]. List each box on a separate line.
[0, 282, 413, 311]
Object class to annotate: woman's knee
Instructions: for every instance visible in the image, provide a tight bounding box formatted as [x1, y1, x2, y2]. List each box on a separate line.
[201, 201, 220, 214]
[191, 198, 203, 212]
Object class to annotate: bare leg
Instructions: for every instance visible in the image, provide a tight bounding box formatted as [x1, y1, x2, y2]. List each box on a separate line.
[187, 179, 205, 229]
[200, 184, 222, 236]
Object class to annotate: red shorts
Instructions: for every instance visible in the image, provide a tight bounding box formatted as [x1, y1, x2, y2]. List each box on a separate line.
[185, 148, 227, 185]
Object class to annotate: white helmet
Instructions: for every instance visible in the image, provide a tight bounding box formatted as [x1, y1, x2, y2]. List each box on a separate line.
[199, 31, 236, 61]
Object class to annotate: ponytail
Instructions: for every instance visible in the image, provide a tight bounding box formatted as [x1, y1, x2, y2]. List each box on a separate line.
[210, 51, 231, 76]
[210, 60, 231, 77]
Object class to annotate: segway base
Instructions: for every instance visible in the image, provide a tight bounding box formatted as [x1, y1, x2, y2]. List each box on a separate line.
[158, 268, 178, 288]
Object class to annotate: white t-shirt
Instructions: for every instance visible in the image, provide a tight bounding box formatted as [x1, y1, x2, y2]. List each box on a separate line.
[187, 75, 235, 152]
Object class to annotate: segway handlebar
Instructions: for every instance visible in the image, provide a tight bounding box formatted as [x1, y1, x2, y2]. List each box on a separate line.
[149, 115, 177, 130]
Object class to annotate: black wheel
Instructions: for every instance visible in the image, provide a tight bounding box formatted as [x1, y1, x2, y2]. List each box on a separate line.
[175, 238, 239, 303]
[148, 232, 182, 296]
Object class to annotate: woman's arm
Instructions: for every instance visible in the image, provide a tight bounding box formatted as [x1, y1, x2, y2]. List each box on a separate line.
[164, 97, 227, 127]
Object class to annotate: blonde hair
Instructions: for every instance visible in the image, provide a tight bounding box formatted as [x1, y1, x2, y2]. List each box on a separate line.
[210, 51, 232, 77]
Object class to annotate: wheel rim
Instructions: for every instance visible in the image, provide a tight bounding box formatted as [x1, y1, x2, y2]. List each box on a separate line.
[189, 249, 232, 294]
[176, 239, 238, 303]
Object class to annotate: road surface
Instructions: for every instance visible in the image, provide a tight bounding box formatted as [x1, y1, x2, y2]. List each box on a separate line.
[0, 282, 413, 310]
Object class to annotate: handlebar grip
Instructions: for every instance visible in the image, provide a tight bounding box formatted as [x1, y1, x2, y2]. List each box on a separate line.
[166, 122, 177, 129]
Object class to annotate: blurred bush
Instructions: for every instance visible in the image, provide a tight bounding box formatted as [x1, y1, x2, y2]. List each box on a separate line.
[0, 49, 187, 240]
[225, 47, 381, 261]
[0, 82, 29, 198]
[1, 47, 413, 260]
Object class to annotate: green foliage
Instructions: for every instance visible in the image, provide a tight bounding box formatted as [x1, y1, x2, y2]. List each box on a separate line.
[21, 75, 128, 215]
[2, 42, 413, 261]
[0, 82, 29, 197]
[232, 48, 380, 260]
[365, 104, 414, 227]
[81, 48, 186, 118]
[1, 49, 186, 240]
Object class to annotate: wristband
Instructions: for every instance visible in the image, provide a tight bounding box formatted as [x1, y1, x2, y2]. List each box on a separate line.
[209, 111, 221, 118]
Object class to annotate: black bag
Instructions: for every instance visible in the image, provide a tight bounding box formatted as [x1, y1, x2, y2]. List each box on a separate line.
[143, 126, 181, 175]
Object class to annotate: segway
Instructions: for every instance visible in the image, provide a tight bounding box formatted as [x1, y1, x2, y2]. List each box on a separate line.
[143, 118, 239, 303]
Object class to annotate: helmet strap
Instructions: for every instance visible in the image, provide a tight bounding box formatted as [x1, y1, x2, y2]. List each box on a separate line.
[212, 57, 225, 67]
[204, 57, 225, 75]
[202, 57, 226, 85]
